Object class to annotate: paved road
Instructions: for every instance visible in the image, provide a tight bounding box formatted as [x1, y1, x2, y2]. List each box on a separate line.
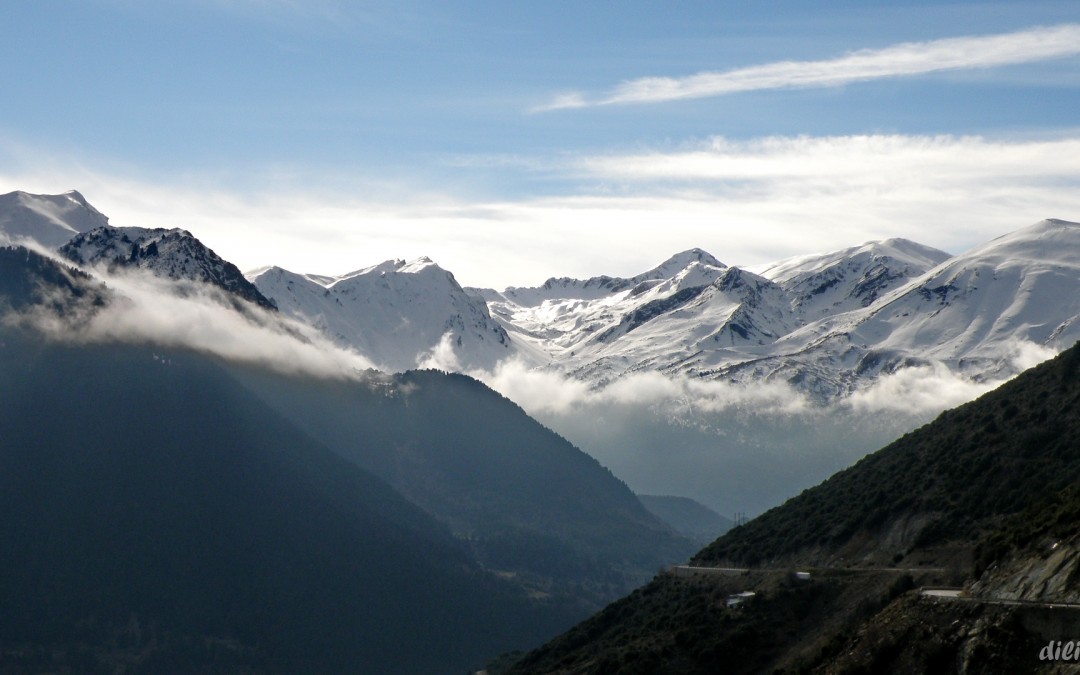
[669, 564, 946, 577]
[920, 588, 1080, 609]
[922, 588, 964, 598]
[668, 565, 749, 577]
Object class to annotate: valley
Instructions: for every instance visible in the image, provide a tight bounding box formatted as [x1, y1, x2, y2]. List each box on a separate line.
[2, 188, 1079, 672]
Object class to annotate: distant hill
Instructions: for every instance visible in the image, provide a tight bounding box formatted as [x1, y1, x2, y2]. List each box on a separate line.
[232, 366, 697, 608]
[637, 494, 733, 545]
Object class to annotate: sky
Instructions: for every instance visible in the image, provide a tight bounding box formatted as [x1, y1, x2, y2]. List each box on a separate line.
[3, 1, 1080, 288]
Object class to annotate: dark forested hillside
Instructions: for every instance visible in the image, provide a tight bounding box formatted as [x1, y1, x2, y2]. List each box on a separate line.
[697, 344, 1080, 568]
[0, 329, 579, 674]
[0, 245, 109, 313]
[508, 342, 1080, 674]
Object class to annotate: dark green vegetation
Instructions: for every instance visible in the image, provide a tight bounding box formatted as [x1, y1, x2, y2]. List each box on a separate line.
[699, 343, 1080, 568]
[637, 494, 733, 545]
[509, 338, 1080, 673]
[0, 333, 583, 674]
[0, 248, 692, 672]
[0, 245, 109, 314]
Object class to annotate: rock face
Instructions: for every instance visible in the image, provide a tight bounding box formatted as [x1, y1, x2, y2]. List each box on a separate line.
[976, 544, 1080, 603]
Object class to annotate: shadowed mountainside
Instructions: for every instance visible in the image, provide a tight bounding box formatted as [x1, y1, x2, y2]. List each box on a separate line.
[231, 365, 697, 609]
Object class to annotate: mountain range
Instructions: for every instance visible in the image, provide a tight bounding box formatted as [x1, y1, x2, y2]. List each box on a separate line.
[6, 189, 1080, 517]
[4, 189, 1076, 405]
[477, 224, 1080, 401]
[4, 188, 1080, 671]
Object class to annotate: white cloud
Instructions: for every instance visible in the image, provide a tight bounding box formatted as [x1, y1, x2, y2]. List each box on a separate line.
[415, 331, 463, 371]
[844, 340, 1057, 415]
[473, 357, 810, 420]
[18, 263, 375, 380]
[845, 362, 1001, 415]
[541, 24, 1080, 110]
[1007, 339, 1059, 371]
[582, 134, 1080, 182]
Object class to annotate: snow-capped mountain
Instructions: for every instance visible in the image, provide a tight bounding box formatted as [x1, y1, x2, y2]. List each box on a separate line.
[475, 223, 1080, 400]
[755, 219, 1080, 390]
[60, 226, 276, 310]
[0, 190, 110, 249]
[476, 239, 949, 387]
[477, 248, 727, 308]
[4, 190, 1077, 398]
[752, 238, 952, 319]
[249, 258, 511, 372]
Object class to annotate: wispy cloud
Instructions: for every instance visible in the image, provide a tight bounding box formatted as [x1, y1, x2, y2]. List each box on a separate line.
[540, 24, 1080, 110]
[580, 134, 1080, 182]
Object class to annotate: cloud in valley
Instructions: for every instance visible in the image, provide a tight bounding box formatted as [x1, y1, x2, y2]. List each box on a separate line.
[846, 340, 1058, 415]
[470, 346, 1056, 515]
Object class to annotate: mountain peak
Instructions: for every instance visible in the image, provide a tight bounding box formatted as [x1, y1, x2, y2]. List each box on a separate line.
[0, 189, 111, 249]
[253, 255, 511, 372]
[1041, 218, 1080, 227]
[60, 225, 277, 310]
[398, 256, 439, 274]
[61, 189, 90, 205]
[635, 248, 726, 281]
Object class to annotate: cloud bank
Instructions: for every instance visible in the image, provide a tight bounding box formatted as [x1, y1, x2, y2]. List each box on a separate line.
[14, 261, 375, 381]
[540, 24, 1080, 110]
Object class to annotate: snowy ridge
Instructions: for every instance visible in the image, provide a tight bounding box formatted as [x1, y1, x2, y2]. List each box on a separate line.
[477, 240, 945, 389]
[753, 238, 952, 319]
[479, 224, 1080, 400]
[0, 190, 110, 249]
[800, 220, 1080, 373]
[249, 257, 511, 373]
[60, 226, 276, 310]
[479, 248, 727, 308]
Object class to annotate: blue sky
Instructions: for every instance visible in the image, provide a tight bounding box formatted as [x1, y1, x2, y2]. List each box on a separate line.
[3, 1, 1080, 287]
